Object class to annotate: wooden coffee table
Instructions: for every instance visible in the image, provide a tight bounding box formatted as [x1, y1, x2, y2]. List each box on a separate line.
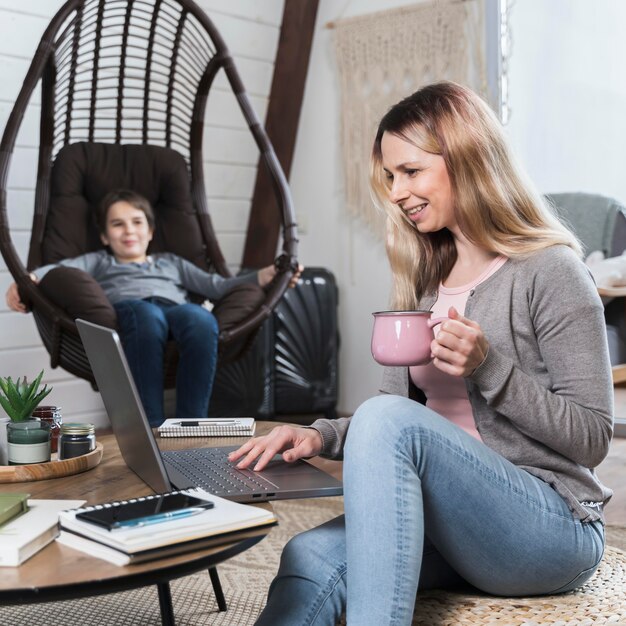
[0, 431, 273, 625]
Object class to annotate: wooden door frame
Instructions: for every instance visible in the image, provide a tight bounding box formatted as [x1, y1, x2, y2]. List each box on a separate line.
[242, 0, 319, 268]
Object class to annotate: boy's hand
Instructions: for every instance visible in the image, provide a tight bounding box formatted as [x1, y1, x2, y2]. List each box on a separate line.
[5, 274, 38, 313]
[257, 263, 303, 289]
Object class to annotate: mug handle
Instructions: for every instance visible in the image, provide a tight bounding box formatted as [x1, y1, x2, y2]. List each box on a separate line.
[427, 316, 449, 328]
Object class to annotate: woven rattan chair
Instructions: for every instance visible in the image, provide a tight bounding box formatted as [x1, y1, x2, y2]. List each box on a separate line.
[0, 0, 298, 387]
[0, 0, 298, 617]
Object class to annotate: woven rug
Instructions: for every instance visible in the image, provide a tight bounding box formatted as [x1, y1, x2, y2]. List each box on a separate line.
[0, 505, 624, 625]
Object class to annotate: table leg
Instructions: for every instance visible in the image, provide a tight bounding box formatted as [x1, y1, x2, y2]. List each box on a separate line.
[209, 566, 227, 611]
[157, 582, 175, 625]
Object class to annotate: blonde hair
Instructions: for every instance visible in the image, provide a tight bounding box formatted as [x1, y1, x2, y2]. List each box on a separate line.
[370, 81, 581, 309]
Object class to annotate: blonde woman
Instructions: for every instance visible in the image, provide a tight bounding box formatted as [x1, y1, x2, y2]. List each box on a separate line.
[231, 82, 613, 626]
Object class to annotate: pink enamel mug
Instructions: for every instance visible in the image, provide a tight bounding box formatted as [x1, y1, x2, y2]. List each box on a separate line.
[371, 310, 448, 366]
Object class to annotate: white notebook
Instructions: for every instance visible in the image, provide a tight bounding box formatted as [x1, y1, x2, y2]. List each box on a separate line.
[157, 418, 256, 438]
[57, 488, 275, 556]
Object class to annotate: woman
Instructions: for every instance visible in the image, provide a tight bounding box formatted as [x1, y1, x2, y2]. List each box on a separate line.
[230, 82, 613, 625]
[6, 189, 296, 426]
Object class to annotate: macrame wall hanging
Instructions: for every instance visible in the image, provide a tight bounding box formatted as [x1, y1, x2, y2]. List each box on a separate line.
[333, 0, 488, 235]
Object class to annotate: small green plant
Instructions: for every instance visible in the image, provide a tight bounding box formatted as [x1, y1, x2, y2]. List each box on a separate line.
[0, 371, 52, 422]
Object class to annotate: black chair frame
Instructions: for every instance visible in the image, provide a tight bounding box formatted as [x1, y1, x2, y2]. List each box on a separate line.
[0, 0, 298, 385]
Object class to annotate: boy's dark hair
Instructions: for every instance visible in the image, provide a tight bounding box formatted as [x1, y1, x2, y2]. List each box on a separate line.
[97, 189, 155, 233]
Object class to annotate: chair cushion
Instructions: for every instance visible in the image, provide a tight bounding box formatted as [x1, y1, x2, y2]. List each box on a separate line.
[38, 267, 117, 329]
[213, 283, 265, 330]
[212, 282, 266, 363]
[42, 142, 209, 270]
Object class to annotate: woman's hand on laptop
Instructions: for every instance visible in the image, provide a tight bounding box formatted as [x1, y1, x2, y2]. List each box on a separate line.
[228, 425, 323, 472]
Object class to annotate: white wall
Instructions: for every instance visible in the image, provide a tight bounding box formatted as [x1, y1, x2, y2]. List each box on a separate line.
[290, 1, 399, 414]
[0, 0, 284, 427]
[504, 0, 626, 202]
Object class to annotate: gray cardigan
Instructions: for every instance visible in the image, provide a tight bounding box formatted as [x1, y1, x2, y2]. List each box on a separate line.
[311, 245, 614, 523]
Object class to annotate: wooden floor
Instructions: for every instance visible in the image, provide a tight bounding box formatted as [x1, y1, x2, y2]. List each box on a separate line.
[598, 387, 626, 525]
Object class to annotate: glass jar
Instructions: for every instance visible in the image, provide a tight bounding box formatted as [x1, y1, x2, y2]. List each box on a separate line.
[31, 406, 62, 454]
[7, 420, 51, 465]
[58, 423, 96, 460]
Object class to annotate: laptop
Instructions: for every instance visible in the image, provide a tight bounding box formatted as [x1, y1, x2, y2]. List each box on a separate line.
[76, 319, 343, 502]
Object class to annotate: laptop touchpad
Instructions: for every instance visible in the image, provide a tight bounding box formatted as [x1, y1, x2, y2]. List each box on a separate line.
[261, 459, 320, 476]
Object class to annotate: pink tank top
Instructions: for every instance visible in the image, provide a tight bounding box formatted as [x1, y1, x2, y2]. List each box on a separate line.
[410, 256, 508, 440]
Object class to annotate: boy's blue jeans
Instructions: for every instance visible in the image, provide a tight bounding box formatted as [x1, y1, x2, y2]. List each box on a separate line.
[256, 395, 605, 626]
[114, 299, 219, 426]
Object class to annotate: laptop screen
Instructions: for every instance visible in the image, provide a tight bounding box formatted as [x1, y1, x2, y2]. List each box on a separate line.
[76, 318, 173, 493]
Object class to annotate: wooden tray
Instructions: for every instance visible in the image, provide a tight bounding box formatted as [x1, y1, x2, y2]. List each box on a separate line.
[0, 442, 103, 483]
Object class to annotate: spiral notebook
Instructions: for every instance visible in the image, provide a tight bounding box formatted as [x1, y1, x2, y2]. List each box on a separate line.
[57, 488, 276, 565]
[157, 418, 256, 438]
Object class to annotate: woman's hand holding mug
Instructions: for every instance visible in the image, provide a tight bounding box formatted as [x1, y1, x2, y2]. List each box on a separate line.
[371, 306, 488, 376]
[431, 307, 489, 377]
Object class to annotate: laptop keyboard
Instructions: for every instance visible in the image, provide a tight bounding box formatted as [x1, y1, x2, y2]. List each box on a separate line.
[162, 447, 278, 495]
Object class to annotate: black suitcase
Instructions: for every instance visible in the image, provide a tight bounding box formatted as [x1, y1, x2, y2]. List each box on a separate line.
[208, 267, 339, 420]
[271, 267, 339, 419]
[208, 320, 273, 418]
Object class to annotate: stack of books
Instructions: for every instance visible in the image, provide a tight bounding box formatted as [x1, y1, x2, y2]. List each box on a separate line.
[0, 497, 86, 566]
[0, 493, 29, 526]
[56, 488, 276, 566]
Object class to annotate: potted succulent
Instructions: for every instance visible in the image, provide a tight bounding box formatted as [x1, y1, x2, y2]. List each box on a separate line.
[0, 371, 53, 465]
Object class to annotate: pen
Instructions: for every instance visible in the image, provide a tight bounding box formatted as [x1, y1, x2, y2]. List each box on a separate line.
[112, 505, 212, 529]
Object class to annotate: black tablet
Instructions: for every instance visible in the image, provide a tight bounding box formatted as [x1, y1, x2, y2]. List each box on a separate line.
[76, 492, 214, 530]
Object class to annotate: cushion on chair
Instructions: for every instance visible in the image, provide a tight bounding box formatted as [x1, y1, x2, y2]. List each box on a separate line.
[38, 267, 117, 329]
[41, 142, 209, 270]
[212, 283, 265, 330]
[213, 282, 266, 363]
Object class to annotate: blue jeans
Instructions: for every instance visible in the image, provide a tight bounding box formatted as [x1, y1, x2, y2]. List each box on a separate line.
[113, 299, 219, 426]
[256, 395, 605, 626]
